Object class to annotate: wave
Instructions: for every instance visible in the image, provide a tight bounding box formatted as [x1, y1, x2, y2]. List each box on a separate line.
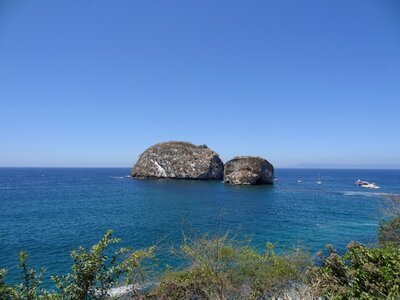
[107, 282, 153, 297]
[107, 284, 134, 297]
[339, 191, 400, 198]
[109, 176, 125, 179]
[340, 191, 382, 197]
[317, 222, 378, 228]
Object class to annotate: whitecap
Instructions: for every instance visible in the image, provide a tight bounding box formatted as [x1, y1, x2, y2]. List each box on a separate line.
[106, 282, 153, 297]
[107, 284, 134, 297]
[340, 191, 382, 197]
[109, 176, 124, 179]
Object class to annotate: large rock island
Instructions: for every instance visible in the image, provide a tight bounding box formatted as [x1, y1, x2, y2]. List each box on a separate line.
[223, 156, 274, 185]
[131, 141, 224, 180]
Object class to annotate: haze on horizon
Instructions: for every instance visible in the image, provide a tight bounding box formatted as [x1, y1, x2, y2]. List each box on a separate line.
[1, 0, 399, 168]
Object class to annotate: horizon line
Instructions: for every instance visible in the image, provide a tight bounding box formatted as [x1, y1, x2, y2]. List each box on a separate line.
[1, 166, 400, 170]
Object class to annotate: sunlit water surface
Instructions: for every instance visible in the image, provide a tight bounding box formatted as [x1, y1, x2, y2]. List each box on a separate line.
[1, 168, 399, 286]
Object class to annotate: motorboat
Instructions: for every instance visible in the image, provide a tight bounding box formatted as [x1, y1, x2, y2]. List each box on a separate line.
[355, 179, 380, 189]
[362, 183, 380, 189]
[355, 179, 368, 186]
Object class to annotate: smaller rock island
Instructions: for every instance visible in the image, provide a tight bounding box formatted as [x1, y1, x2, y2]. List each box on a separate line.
[223, 156, 274, 185]
[131, 141, 224, 180]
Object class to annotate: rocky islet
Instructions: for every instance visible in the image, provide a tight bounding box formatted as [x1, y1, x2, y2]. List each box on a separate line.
[131, 141, 274, 185]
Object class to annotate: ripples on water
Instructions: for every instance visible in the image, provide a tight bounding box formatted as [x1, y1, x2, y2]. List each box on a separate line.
[0, 168, 399, 286]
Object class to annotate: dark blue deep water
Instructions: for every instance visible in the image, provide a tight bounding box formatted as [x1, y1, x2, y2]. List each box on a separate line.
[1, 168, 399, 286]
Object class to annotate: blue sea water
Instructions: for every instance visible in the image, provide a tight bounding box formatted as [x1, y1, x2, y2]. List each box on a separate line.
[0, 168, 399, 287]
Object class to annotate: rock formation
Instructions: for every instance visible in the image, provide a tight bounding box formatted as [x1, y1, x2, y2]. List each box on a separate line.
[223, 156, 274, 185]
[131, 141, 224, 180]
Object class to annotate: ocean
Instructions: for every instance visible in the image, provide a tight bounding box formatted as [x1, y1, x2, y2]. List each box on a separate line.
[0, 168, 399, 287]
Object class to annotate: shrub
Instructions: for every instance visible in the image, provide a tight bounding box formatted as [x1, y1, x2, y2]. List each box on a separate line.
[379, 216, 400, 246]
[51, 229, 155, 299]
[0, 230, 155, 300]
[310, 242, 400, 299]
[0, 268, 17, 300]
[2, 230, 400, 299]
[150, 233, 312, 299]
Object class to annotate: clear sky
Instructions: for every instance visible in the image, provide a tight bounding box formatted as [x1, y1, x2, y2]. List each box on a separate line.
[1, 0, 399, 168]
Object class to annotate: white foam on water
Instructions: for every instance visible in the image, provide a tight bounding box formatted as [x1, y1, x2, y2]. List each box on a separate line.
[109, 176, 125, 179]
[106, 282, 153, 297]
[356, 223, 378, 227]
[341, 222, 379, 227]
[340, 191, 400, 198]
[340, 191, 383, 197]
[107, 284, 134, 297]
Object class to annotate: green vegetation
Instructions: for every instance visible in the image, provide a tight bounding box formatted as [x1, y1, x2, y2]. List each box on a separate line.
[1, 197, 400, 299]
[2, 231, 400, 299]
[149, 233, 312, 299]
[379, 216, 400, 246]
[309, 243, 400, 299]
[0, 230, 154, 300]
[379, 196, 400, 246]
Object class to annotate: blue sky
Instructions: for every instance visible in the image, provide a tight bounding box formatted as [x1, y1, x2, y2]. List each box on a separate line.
[1, 0, 399, 168]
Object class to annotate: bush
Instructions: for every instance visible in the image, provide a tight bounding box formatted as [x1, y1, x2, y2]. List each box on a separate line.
[150, 233, 312, 299]
[52, 229, 155, 299]
[379, 216, 400, 246]
[0, 230, 155, 300]
[2, 230, 400, 299]
[0, 269, 17, 300]
[310, 242, 400, 299]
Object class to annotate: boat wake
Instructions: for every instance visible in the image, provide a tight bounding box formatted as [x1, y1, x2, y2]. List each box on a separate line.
[340, 191, 382, 197]
[339, 191, 400, 198]
[317, 222, 378, 228]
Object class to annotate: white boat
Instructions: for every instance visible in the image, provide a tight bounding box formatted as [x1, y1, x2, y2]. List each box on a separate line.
[355, 179, 380, 189]
[361, 183, 380, 189]
[297, 180, 302, 183]
[355, 179, 368, 186]
[316, 175, 322, 184]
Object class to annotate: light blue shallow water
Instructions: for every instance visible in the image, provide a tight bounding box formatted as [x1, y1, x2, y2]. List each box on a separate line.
[0, 168, 399, 286]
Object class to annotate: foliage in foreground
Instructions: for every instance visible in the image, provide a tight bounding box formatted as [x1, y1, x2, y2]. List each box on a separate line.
[379, 196, 400, 246]
[2, 223, 400, 299]
[379, 216, 400, 246]
[0, 230, 154, 300]
[150, 233, 313, 299]
[310, 242, 400, 299]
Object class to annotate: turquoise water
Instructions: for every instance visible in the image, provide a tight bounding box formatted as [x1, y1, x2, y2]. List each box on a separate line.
[1, 168, 399, 286]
